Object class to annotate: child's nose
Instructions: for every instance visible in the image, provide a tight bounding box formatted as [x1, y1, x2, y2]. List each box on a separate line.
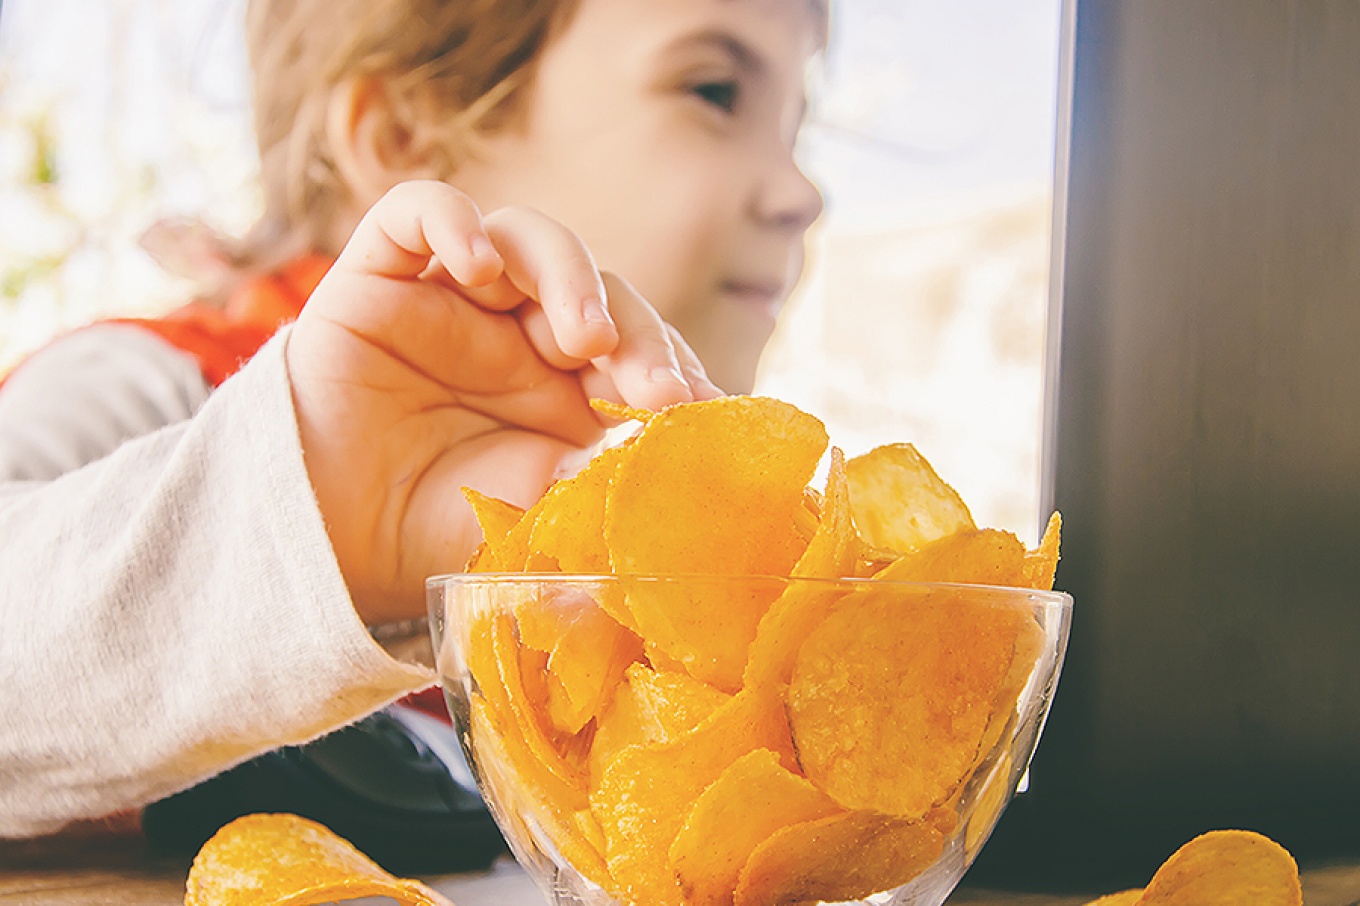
[752, 152, 824, 234]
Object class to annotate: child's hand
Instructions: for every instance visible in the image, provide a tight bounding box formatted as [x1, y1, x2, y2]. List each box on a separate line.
[286, 180, 720, 625]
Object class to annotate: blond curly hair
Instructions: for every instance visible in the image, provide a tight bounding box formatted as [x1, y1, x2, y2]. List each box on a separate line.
[240, 0, 580, 264]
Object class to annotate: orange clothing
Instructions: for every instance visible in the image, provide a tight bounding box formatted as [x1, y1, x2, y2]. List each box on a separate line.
[109, 255, 333, 388]
[0, 256, 331, 394]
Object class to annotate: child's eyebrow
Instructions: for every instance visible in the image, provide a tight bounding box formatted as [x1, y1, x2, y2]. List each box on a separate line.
[664, 29, 766, 76]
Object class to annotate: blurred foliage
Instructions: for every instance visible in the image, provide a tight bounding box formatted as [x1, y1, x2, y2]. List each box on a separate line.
[29, 111, 58, 185]
[2, 107, 74, 306]
[0, 7, 262, 369]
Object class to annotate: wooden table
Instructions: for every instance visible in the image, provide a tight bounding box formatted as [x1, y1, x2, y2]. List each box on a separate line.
[3, 820, 1358, 905]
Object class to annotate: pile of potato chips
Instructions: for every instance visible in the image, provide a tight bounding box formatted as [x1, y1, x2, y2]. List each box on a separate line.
[449, 396, 1065, 906]
[182, 397, 1306, 906]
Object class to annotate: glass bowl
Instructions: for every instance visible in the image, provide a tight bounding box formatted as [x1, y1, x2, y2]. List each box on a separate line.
[428, 574, 1071, 906]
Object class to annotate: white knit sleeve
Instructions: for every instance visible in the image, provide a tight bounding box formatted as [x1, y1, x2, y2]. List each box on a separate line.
[0, 327, 433, 837]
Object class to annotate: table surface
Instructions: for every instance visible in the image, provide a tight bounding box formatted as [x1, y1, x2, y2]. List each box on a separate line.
[3, 821, 1359, 906]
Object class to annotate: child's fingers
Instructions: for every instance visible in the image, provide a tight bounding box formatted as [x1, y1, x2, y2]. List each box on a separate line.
[336, 180, 503, 286]
[590, 273, 700, 411]
[531, 309, 723, 415]
[479, 206, 619, 360]
[666, 324, 725, 400]
[575, 328, 720, 412]
[517, 305, 592, 372]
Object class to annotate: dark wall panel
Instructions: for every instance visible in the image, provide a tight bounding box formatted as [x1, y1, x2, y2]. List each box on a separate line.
[971, 0, 1360, 890]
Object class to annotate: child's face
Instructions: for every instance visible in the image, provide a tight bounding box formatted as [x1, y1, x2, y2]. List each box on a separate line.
[450, 0, 825, 393]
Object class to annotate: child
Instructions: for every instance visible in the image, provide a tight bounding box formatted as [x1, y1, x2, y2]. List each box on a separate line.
[241, 0, 824, 395]
[0, 0, 827, 837]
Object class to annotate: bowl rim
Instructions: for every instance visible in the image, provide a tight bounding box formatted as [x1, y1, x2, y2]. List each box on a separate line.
[425, 572, 1072, 607]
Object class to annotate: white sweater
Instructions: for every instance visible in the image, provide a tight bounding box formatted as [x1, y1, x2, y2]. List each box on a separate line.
[0, 326, 432, 837]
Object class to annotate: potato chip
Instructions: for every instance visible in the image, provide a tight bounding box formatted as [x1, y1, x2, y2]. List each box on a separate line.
[468, 696, 534, 847]
[1083, 891, 1145, 906]
[464, 608, 514, 721]
[854, 543, 902, 578]
[744, 447, 859, 691]
[866, 527, 1053, 785]
[516, 586, 589, 653]
[462, 487, 525, 561]
[971, 611, 1046, 781]
[589, 688, 797, 906]
[463, 541, 489, 572]
[485, 611, 589, 794]
[1023, 511, 1062, 590]
[588, 662, 733, 786]
[527, 447, 640, 633]
[962, 750, 1014, 856]
[590, 397, 655, 425]
[469, 444, 630, 575]
[732, 808, 956, 906]
[669, 748, 841, 906]
[468, 696, 610, 888]
[575, 808, 608, 857]
[787, 585, 1037, 818]
[1138, 830, 1302, 905]
[845, 443, 975, 554]
[872, 527, 1028, 586]
[604, 397, 828, 691]
[527, 442, 631, 575]
[794, 485, 823, 543]
[470, 693, 584, 819]
[515, 585, 642, 734]
[184, 813, 453, 906]
[792, 449, 858, 583]
[468, 497, 536, 572]
[544, 640, 635, 735]
[742, 578, 856, 695]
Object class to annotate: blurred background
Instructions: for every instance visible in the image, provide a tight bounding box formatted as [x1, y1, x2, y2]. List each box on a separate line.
[0, 0, 1063, 541]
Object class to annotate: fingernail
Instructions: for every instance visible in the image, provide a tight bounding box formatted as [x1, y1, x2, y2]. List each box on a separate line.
[470, 233, 498, 262]
[580, 294, 614, 326]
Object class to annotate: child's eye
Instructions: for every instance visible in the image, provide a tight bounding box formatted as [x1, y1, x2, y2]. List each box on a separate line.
[691, 80, 740, 114]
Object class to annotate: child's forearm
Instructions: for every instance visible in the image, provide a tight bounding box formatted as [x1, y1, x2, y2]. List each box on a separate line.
[0, 328, 430, 838]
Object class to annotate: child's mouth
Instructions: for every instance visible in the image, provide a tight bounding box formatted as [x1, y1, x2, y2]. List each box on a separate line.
[721, 279, 785, 314]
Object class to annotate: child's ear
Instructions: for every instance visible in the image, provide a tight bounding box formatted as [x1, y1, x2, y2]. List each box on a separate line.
[325, 77, 443, 207]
